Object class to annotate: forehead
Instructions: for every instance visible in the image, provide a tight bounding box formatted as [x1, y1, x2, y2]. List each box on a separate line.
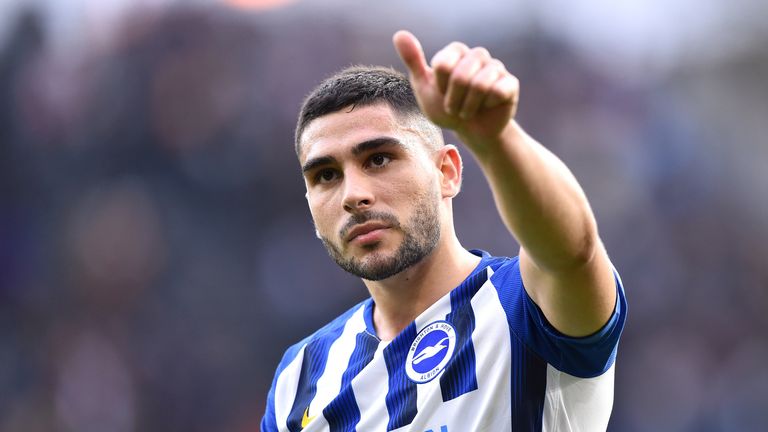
[299, 103, 420, 163]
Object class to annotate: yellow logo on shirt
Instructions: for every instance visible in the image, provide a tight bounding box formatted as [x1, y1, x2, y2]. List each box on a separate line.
[301, 407, 316, 428]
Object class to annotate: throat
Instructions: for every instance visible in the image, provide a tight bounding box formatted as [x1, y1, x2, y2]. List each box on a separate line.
[365, 247, 482, 340]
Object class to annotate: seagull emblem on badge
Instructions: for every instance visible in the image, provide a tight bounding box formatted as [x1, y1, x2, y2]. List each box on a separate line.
[412, 336, 450, 365]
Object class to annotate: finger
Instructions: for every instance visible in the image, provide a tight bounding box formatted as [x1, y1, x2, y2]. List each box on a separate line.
[459, 59, 504, 120]
[444, 47, 491, 116]
[430, 42, 469, 94]
[393, 30, 430, 83]
[484, 74, 520, 110]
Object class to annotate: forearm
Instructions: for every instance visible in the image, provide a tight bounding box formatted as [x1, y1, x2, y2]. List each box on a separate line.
[393, 31, 617, 335]
[458, 120, 600, 273]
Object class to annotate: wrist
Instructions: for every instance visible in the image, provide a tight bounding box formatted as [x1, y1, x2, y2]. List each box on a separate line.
[455, 119, 524, 163]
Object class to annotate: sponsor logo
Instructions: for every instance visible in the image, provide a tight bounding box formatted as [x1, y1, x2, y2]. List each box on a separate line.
[301, 407, 315, 428]
[405, 321, 456, 383]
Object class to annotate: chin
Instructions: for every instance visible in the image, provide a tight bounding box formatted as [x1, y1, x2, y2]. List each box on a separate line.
[355, 238, 398, 256]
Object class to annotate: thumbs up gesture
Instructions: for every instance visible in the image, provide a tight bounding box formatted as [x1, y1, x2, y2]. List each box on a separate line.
[393, 31, 520, 146]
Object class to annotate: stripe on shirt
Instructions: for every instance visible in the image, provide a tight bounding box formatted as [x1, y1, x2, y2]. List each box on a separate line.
[273, 345, 307, 431]
[324, 330, 379, 431]
[413, 290, 453, 414]
[384, 323, 418, 431]
[465, 269, 514, 431]
[285, 323, 347, 432]
[509, 332, 547, 430]
[312, 306, 367, 421]
[353, 343, 390, 430]
[440, 267, 487, 401]
[488, 258, 547, 431]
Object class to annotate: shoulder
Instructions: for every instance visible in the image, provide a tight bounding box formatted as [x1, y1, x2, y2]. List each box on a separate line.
[470, 249, 520, 288]
[462, 249, 522, 301]
[274, 299, 370, 372]
[473, 249, 627, 378]
[469, 249, 518, 272]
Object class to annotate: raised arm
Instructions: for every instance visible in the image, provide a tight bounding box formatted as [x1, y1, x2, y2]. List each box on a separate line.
[393, 30, 616, 337]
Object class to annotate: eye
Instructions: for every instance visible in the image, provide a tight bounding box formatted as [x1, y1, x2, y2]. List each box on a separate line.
[368, 154, 391, 168]
[315, 168, 339, 184]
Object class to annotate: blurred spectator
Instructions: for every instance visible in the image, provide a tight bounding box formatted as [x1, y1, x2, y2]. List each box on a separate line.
[0, 1, 766, 431]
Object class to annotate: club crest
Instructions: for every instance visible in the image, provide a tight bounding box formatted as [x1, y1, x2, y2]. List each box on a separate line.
[405, 321, 456, 383]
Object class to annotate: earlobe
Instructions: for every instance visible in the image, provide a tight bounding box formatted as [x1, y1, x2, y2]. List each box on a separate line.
[438, 144, 463, 198]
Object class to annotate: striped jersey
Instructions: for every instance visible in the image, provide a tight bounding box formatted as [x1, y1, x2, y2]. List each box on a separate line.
[261, 250, 627, 431]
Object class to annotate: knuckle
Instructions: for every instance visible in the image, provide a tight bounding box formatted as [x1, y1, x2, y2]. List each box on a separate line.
[432, 58, 453, 74]
[481, 65, 502, 80]
[472, 78, 494, 93]
[448, 41, 469, 52]
[452, 73, 471, 88]
[469, 70, 499, 92]
[470, 47, 491, 59]
[494, 74, 518, 92]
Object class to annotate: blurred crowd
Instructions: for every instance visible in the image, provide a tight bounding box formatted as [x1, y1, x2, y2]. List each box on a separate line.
[0, 1, 766, 431]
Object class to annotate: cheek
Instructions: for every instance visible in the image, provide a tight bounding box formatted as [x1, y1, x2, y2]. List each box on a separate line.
[308, 195, 339, 233]
[389, 177, 437, 212]
[401, 163, 438, 196]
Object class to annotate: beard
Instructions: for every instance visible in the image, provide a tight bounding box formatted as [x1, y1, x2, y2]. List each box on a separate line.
[318, 187, 441, 281]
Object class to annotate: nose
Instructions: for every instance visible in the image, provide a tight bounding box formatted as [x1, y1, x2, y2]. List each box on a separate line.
[342, 170, 375, 213]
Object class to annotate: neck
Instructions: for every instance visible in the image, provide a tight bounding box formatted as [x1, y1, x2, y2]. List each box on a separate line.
[363, 234, 481, 341]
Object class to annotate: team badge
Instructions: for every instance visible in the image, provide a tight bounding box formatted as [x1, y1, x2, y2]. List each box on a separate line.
[405, 321, 456, 383]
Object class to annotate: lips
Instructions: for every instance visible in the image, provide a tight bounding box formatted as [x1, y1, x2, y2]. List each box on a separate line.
[346, 222, 390, 243]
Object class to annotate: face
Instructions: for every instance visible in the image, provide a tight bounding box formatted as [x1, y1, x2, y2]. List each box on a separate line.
[299, 103, 442, 281]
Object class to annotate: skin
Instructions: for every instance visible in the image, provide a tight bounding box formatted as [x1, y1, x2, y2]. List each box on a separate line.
[300, 104, 479, 341]
[298, 30, 617, 340]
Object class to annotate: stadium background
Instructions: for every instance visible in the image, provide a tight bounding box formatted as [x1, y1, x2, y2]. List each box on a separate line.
[1, 0, 766, 430]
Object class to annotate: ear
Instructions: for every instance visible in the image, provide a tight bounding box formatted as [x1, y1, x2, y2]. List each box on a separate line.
[436, 145, 462, 198]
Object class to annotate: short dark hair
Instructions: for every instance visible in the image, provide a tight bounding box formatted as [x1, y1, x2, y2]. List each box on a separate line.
[295, 65, 439, 155]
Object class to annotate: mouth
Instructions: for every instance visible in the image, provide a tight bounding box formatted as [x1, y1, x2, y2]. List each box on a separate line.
[346, 222, 391, 244]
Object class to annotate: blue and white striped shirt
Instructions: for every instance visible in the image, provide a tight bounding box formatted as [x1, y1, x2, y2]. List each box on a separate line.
[262, 250, 627, 431]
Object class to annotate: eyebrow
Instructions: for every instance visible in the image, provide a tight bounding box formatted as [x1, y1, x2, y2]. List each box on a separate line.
[351, 137, 404, 156]
[301, 137, 405, 174]
[301, 155, 337, 175]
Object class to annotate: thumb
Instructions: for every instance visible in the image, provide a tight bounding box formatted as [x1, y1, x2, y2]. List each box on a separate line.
[393, 30, 430, 83]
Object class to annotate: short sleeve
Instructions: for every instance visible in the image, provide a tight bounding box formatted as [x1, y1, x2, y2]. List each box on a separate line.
[489, 256, 627, 378]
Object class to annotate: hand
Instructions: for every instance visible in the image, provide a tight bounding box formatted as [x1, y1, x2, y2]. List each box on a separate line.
[393, 30, 520, 145]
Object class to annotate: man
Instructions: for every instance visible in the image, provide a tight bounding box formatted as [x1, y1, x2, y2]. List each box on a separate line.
[261, 30, 627, 431]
